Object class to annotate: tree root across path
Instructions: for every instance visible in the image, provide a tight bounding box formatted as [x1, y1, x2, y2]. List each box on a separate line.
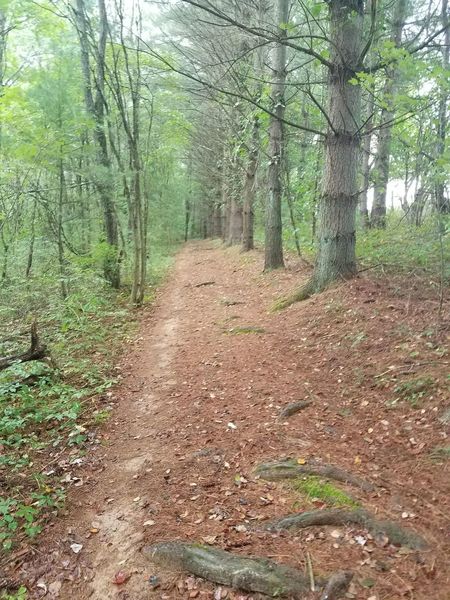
[254, 458, 375, 493]
[264, 508, 428, 551]
[143, 542, 353, 599]
[279, 399, 312, 419]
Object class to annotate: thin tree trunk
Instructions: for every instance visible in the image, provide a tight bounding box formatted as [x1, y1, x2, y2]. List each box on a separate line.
[184, 199, 191, 242]
[74, 0, 120, 288]
[58, 159, 68, 300]
[370, 0, 408, 228]
[242, 124, 258, 251]
[1, 230, 8, 282]
[264, 0, 288, 270]
[360, 91, 374, 228]
[25, 198, 37, 278]
[435, 0, 450, 214]
[284, 159, 301, 257]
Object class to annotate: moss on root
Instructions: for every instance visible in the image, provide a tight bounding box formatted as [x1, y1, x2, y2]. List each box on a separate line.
[290, 476, 359, 508]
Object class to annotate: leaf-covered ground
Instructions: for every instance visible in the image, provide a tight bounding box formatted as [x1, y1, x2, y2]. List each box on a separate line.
[2, 242, 449, 599]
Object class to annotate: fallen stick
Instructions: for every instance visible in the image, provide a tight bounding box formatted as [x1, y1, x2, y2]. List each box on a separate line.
[194, 281, 216, 287]
[264, 508, 428, 550]
[279, 400, 312, 419]
[143, 541, 343, 598]
[0, 322, 48, 371]
[254, 459, 375, 493]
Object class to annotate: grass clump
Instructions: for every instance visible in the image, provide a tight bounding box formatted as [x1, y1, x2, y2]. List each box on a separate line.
[430, 445, 450, 461]
[290, 476, 358, 508]
[227, 326, 266, 335]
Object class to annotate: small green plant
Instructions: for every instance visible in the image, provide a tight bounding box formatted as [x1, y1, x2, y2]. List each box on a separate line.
[393, 376, 436, 407]
[324, 299, 345, 314]
[92, 408, 112, 425]
[346, 331, 367, 347]
[1, 586, 27, 600]
[430, 445, 450, 461]
[290, 476, 358, 507]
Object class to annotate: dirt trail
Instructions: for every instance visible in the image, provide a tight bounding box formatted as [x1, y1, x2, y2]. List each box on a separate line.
[16, 242, 450, 599]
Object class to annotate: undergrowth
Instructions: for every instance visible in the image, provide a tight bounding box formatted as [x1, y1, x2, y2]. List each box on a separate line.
[0, 252, 175, 554]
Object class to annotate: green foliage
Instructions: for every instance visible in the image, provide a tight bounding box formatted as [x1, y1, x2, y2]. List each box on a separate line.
[356, 215, 450, 281]
[0, 586, 27, 600]
[0, 274, 138, 550]
[290, 477, 358, 508]
[393, 376, 436, 408]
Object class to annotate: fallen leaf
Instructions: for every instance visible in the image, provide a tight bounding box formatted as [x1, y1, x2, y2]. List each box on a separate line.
[48, 581, 62, 596]
[113, 571, 131, 585]
[201, 535, 217, 544]
[70, 543, 83, 554]
[143, 520, 155, 526]
[330, 529, 342, 539]
[36, 582, 48, 594]
[297, 457, 306, 465]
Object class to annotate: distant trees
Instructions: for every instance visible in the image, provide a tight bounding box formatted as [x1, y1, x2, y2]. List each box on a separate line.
[0, 0, 188, 306]
[0, 0, 448, 309]
[174, 0, 448, 298]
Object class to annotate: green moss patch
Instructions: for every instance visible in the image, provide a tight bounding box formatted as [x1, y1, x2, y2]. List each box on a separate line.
[290, 476, 358, 508]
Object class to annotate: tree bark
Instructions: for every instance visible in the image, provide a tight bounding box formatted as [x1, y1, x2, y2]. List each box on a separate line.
[264, 0, 288, 270]
[241, 118, 258, 251]
[370, 0, 408, 228]
[228, 198, 243, 245]
[299, 0, 364, 298]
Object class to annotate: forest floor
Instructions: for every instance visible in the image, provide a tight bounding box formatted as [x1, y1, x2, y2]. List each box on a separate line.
[4, 241, 450, 600]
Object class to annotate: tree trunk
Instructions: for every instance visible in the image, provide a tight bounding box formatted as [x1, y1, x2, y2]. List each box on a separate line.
[242, 1, 266, 252]
[301, 0, 363, 297]
[434, 0, 450, 214]
[58, 158, 68, 300]
[370, 0, 408, 228]
[184, 198, 191, 242]
[264, 0, 288, 270]
[228, 199, 243, 245]
[242, 124, 258, 251]
[359, 91, 374, 228]
[25, 198, 37, 278]
[74, 0, 120, 288]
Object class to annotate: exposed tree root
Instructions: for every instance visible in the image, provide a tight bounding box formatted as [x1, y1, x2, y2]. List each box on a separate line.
[264, 508, 428, 550]
[0, 322, 49, 371]
[279, 400, 312, 419]
[320, 571, 353, 600]
[143, 541, 354, 598]
[194, 280, 216, 287]
[271, 280, 315, 311]
[254, 459, 375, 493]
